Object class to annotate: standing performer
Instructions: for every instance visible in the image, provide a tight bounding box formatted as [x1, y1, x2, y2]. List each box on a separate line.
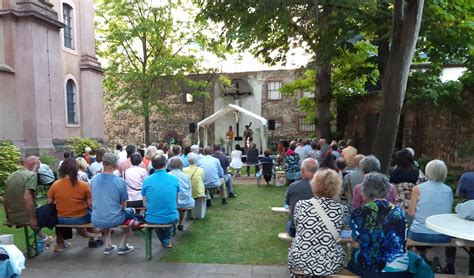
[243, 122, 253, 149]
[226, 126, 234, 155]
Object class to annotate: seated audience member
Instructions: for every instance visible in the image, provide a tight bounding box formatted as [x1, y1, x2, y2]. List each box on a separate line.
[336, 157, 348, 177]
[124, 153, 148, 208]
[117, 144, 127, 162]
[4, 156, 41, 228]
[213, 145, 236, 198]
[190, 144, 204, 161]
[456, 171, 474, 200]
[142, 146, 157, 171]
[89, 148, 106, 177]
[320, 153, 337, 171]
[246, 143, 260, 176]
[408, 160, 456, 274]
[138, 144, 146, 158]
[342, 154, 365, 204]
[38, 161, 55, 186]
[76, 157, 90, 183]
[84, 147, 92, 165]
[306, 140, 321, 163]
[284, 158, 319, 237]
[182, 146, 191, 166]
[330, 143, 341, 159]
[337, 140, 346, 152]
[406, 147, 420, 169]
[118, 144, 145, 176]
[229, 144, 243, 176]
[168, 157, 195, 231]
[172, 145, 189, 168]
[58, 151, 70, 169]
[198, 147, 226, 206]
[288, 169, 348, 276]
[142, 155, 179, 248]
[294, 138, 306, 163]
[318, 138, 330, 160]
[284, 142, 301, 184]
[90, 153, 137, 255]
[352, 156, 397, 210]
[348, 172, 410, 277]
[184, 153, 207, 219]
[341, 139, 358, 169]
[259, 149, 274, 185]
[47, 158, 101, 251]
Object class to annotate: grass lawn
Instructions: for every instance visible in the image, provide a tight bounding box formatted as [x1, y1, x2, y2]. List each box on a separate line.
[161, 183, 290, 265]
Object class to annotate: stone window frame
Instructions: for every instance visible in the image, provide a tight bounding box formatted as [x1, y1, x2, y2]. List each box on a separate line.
[264, 79, 283, 101]
[60, 0, 78, 55]
[267, 117, 283, 130]
[64, 74, 81, 127]
[298, 116, 315, 132]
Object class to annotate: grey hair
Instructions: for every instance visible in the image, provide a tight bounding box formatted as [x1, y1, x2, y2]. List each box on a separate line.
[406, 147, 415, 157]
[145, 146, 158, 158]
[168, 157, 183, 170]
[361, 172, 390, 199]
[191, 145, 199, 154]
[425, 159, 448, 182]
[187, 153, 198, 165]
[102, 153, 119, 167]
[301, 158, 319, 174]
[360, 155, 381, 174]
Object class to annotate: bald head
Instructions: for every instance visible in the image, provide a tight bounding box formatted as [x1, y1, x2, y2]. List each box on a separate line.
[354, 154, 366, 168]
[301, 158, 319, 179]
[23, 156, 40, 172]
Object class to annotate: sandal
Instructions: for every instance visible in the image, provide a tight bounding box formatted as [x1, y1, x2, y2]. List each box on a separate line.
[54, 242, 72, 252]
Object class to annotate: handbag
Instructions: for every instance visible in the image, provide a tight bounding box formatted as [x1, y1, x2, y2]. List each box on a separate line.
[310, 198, 341, 243]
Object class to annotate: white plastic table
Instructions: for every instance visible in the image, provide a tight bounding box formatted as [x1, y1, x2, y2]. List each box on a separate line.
[426, 213, 474, 275]
[426, 213, 474, 241]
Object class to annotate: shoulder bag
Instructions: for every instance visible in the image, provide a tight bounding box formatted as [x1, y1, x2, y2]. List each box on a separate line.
[310, 198, 341, 243]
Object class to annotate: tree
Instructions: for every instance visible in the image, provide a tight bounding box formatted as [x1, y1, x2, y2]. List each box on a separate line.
[198, 0, 361, 139]
[373, 0, 425, 172]
[96, 0, 221, 144]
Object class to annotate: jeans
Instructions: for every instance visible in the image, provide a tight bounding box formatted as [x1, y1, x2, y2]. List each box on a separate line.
[223, 174, 234, 194]
[408, 231, 456, 264]
[154, 220, 177, 247]
[58, 211, 91, 225]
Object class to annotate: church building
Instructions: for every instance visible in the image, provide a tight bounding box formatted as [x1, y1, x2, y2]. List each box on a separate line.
[0, 0, 103, 154]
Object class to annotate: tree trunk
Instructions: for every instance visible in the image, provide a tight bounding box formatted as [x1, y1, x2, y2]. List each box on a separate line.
[144, 114, 150, 145]
[316, 60, 332, 140]
[374, 0, 425, 173]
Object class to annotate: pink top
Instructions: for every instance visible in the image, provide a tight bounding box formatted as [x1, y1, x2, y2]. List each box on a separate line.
[352, 182, 397, 210]
[124, 166, 148, 201]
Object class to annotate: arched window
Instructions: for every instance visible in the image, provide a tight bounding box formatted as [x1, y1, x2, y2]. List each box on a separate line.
[66, 79, 77, 124]
[63, 3, 74, 49]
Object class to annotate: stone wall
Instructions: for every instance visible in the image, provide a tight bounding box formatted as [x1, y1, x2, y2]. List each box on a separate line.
[343, 89, 474, 168]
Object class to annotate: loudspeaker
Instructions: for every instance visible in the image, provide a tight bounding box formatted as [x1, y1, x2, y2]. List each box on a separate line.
[268, 120, 276, 131]
[189, 123, 196, 133]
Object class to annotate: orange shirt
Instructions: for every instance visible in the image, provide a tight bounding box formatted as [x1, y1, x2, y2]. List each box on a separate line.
[47, 177, 91, 218]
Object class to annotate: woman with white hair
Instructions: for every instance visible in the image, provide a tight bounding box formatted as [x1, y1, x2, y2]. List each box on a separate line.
[348, 172, 410, 277]
[168, 157, 195, 230]
[142, 146, 157, 171]
[408, 159, 456, 274]
[184, 153, 206, 219]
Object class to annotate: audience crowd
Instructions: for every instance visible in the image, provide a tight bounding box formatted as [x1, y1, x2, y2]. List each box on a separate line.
[3, 136, 473, 277]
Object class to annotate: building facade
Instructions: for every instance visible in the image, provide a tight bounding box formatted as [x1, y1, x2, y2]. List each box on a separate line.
[0, 0, 103, 154]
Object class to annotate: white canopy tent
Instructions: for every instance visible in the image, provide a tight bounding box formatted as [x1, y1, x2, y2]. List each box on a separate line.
[197, 104, 268, 151]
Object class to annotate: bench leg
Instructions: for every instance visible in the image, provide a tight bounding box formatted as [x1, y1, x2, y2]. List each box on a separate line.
[146, 228, 152, 260]
[24, 227, 38, 259]
[469, 247, 474, 276]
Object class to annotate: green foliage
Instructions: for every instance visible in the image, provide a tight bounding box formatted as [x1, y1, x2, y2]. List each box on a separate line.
[407, 69, 463, 107]
[67, 137, 101, 156]
[96, 0, 224, 143]
[39, 152, 58, 170]
[0, 141, 21, 194]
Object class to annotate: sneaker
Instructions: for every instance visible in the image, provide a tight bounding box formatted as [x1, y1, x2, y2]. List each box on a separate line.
[118, 244, 135, 255]
[103, 245, 117, 255]
[222, 199, 228, 205]
[229, 192, 237, 198]
[206, 200, 212, 207]
[177, 224, 184, 231]
[54, 242, 72, 252]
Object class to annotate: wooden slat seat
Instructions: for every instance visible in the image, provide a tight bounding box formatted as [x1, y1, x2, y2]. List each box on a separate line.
[271, 207, 289, 213]
[290, 267, 360, 277]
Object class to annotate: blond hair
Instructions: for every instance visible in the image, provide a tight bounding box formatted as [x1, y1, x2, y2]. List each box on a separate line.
[311, 168, 342, 199]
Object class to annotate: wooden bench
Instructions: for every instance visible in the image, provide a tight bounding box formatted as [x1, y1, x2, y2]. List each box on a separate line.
[55, 223, 172, 260]
[271, 207, 289, 213]
[290, 267, 360, 277]
[406, 238, 474, 248]
[278, 232, 294, 242]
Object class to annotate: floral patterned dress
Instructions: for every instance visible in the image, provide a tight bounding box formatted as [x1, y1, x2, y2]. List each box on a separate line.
[350, 200, 408, 272]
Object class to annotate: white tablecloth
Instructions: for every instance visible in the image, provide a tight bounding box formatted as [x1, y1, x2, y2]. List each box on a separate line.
[426, 213, 474, 241]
